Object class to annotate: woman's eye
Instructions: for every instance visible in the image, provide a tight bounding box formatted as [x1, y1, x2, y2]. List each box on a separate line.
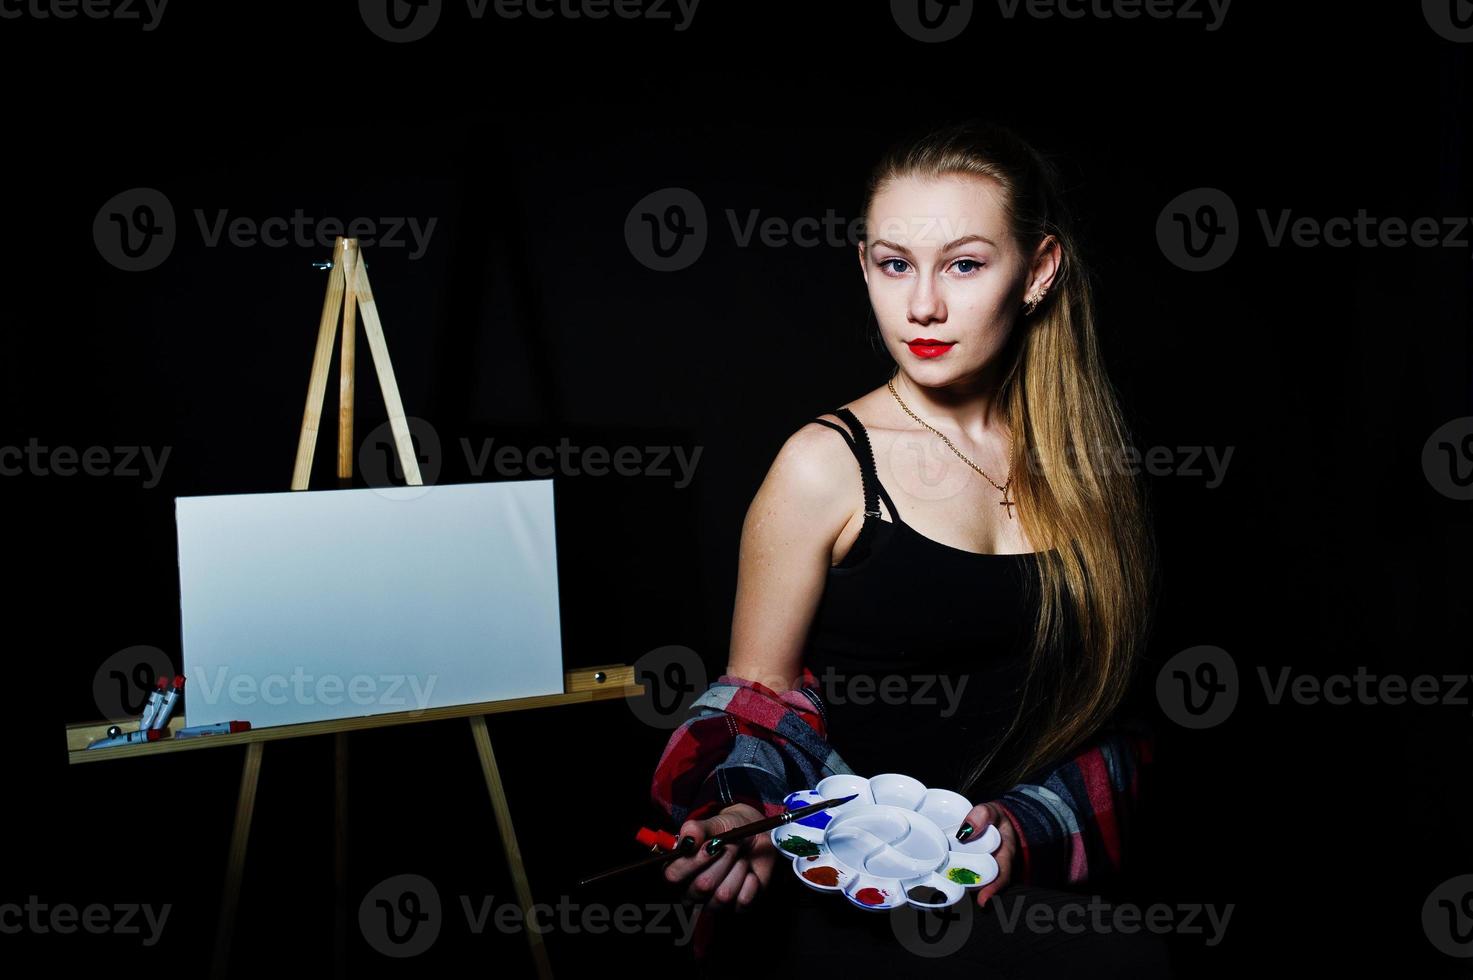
[878, 257, 984, 275]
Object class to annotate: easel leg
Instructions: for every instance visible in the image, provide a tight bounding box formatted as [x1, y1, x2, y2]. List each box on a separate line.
[334, 732, 349, 979]
[212, 741, 264, 980]
[468, 716, 555, 980]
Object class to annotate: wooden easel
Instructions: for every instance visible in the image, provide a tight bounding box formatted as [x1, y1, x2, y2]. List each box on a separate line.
[290, 235, 545, 977]
[62, 237, 648, 978]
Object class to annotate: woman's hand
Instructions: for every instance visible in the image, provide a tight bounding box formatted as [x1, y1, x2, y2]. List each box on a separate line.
[956, 801, 1020, 908]
[663, 803, 779, 914]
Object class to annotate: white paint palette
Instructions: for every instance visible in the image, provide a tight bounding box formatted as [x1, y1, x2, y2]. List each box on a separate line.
[769, 773, 1001, 912]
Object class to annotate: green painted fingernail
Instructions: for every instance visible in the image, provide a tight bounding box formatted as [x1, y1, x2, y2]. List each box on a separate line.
[955, 823, 974, 841]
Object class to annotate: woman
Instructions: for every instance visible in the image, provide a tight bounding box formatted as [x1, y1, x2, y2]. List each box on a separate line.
[649, 120, 1168, 977]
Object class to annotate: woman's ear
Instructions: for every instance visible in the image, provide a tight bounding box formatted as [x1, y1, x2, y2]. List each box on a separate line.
[1028, 234, 1062, 297]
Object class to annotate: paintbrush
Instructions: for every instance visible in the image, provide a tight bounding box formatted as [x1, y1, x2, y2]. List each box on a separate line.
[576, 794, 858, 888]
[699, 793, 857, 856]
[576, 832, 700, 888]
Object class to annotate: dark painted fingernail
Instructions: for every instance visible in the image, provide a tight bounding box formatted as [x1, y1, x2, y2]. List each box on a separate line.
[955, 823, 974, 841]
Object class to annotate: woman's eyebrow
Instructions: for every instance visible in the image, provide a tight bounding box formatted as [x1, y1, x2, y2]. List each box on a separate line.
[870, 234, 997, 253]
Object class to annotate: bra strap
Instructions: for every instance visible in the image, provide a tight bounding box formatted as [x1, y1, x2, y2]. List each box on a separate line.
[831, 407, 903, 524]
[811, 416, 880, 520]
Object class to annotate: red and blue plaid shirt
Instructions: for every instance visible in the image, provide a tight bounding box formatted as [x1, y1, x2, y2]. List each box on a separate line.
[650, 665, 1155, 890]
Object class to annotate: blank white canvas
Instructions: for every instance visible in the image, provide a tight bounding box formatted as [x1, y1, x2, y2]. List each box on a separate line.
[174, 480, 564, 730]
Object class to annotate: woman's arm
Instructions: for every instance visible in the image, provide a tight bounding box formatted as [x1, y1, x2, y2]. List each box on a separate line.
[989, 716, 1156, 888]
[650, 420, 860, 824]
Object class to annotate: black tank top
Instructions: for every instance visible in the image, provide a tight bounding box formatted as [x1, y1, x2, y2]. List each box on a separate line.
[803, 407, 1040, 799]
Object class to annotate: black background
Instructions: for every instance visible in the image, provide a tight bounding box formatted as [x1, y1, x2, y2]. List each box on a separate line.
[4, 2, 1471, 976]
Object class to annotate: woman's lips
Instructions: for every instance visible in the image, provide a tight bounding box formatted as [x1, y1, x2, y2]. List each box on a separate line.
[907, 339, 956, 358]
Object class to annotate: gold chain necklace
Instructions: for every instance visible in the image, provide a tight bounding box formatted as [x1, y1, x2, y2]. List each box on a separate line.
[887, 375, 1017, 519]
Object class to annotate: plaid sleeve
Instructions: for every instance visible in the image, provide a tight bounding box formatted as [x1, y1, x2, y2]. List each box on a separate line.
[991, 718, 1155, 888]
[650, 669, 854, 827]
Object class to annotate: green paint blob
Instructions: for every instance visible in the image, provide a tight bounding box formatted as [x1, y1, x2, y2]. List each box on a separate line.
[777, 835, 821, 857]
[947, 866, 981, 885]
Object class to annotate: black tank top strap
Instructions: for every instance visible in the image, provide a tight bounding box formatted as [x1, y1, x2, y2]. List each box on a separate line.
[810, 408, 904, 528]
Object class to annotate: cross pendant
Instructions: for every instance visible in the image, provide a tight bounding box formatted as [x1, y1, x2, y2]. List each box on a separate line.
[999, 491, 1016, 519]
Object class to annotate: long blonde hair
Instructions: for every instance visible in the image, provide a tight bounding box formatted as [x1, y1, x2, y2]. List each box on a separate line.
[863, 120, 1156, 798]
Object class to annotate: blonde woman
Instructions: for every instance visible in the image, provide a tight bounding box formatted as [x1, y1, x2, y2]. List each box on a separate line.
[651, 120, 1168, 977]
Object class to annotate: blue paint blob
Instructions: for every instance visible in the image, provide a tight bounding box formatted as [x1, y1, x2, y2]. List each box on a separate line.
[784, 791, 834, 829]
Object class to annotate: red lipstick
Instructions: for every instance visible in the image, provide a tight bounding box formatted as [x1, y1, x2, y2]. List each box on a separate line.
[907, 338, 955, 358]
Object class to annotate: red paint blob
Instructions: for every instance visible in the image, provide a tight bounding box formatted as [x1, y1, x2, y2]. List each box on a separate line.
[854, 887, 889, 906]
